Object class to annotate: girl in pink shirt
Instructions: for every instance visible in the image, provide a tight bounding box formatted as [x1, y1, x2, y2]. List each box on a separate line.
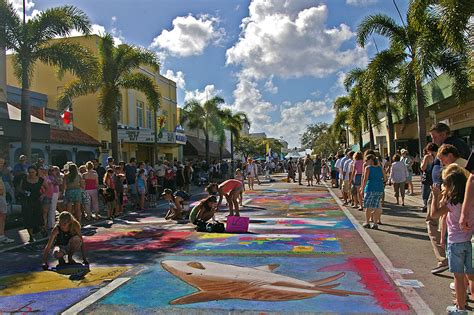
[218, 179, 244, 216]
[431, 164, 474, 313]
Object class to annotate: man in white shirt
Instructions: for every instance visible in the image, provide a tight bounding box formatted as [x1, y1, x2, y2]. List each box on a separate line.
[342, 151, 354, 205]
[334, 150, 345, 190]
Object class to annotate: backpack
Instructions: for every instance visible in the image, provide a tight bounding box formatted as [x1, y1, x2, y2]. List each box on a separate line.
[195, 220, 225, 233]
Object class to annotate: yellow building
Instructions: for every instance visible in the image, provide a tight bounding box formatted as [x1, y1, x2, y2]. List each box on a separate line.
[6, 35, 184, 164]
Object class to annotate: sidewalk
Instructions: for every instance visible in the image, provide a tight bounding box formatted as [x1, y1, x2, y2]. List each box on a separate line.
[329, 175, 453, 313]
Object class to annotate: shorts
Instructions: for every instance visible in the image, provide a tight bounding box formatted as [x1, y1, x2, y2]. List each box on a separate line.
[231, 185, 244, 195]
[406, 171, 413, 182]
[393, 182, 406, 198]
[447, 241, 474, 274]
[0, 196, 7, 214]
[41, 196, 52, 206]
[128, 183, 137, 195]
[342, 180, 351, 194]
[364, 191, 383, 209]
[351, 184, 358, 195]
[116, 192, 124, 206]
[137, 186, 146, 194]
[64, 188, 82, 203]
[353, 174, 362, 186]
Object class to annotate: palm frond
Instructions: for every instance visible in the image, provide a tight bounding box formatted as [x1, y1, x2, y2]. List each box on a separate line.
[357, 14, 407, 48]
[35, 40, 98, 80]
[0, 0, 22, 50]
[57, 79, 99, 110]
[117, 44, 160, 76]
[29, 5, 91, 41]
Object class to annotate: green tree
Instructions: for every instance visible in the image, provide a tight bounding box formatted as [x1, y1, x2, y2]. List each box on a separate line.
[220, 109, 250, 163]
[344, 68, 381, 149]
[234, 135, 260, 160]
[332, 96, 363, 150]
[300, 122, 339, 157]
[0, 1, 96, 161]
[365, 49, 408, 157]
[59, 34, 161, 160]
[357, 0, 471, 155]
[180, 96, 225, 163]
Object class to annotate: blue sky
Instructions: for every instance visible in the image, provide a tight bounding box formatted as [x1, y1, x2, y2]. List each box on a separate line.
[22, 0, 408, 147]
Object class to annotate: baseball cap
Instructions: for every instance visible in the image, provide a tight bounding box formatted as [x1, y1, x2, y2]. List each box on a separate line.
[19, 155, 26, 161]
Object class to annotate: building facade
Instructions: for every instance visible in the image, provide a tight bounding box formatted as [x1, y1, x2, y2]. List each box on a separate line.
[348, 73, 474, 156]
[6, 35, 184, 165]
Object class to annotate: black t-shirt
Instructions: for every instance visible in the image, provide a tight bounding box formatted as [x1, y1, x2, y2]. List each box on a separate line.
[96, 166, 106, 185]
[125, 164, 137, 184]
[444, 136, 471, 159]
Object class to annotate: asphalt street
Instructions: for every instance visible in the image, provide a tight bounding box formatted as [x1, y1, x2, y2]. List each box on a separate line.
[0, 175, 447, 314]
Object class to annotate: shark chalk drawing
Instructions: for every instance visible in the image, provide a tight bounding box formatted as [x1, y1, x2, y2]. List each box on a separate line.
[161, 260, 368, 305]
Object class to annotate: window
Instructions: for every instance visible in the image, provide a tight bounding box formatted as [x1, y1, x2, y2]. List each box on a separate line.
[146, 109, 153, 129]
[136, 101, 144, 127]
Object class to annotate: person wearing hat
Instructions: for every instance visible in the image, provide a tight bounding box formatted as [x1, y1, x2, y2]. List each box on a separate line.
[400, 149, 414, 196]
[162, 188, 188, 220]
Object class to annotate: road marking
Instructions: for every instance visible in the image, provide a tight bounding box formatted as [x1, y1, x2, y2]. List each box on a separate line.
[61, 277, 131, 314]
[324, 183, 433, 315]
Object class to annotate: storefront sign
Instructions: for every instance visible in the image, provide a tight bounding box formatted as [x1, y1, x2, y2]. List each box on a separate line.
[44, 108, 73, 131]
[118, 129, 154, 143]
[157, 131, 187, 145]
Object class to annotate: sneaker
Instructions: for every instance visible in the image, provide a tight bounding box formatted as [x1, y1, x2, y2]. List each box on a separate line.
[446, 305, 468, 314]
[431, 264, 449, 274]
[0, 236, 14, 244]
[371, 224, 378, 230]
[362, 223, 371, 228]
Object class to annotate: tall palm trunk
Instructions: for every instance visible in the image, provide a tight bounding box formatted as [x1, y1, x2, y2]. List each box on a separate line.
[230, 134, 234, 173]
[358, 129, 363, 151]
[366, 114, 375, 149]
[110, 110, 119, 160]
[21, 63, 32, 162]
[205, 133, 210, 163]
[385, 96, 396, 158]
[415, 78, 427, 156]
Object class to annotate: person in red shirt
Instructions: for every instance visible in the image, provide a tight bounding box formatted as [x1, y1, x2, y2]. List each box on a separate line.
[217, 179, 244, 216]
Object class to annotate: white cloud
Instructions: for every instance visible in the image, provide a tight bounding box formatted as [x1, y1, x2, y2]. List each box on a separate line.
[233, 76, 277, 126]
[184, 84, 223, 103]
[164, 70, 186, 89]
[264, 76, 278, 94]
[9, 0, 35, 14]
[346, 0, 378, 6]
[67, 18, 123, 45]
[150, 14, 225, 57]
[226, 1, 367, 80]
[266, 99, 333, 147]
[227, 0, 363, 147]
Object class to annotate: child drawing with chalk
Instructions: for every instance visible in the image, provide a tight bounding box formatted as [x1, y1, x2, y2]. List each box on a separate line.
[42, 212, 88, 270]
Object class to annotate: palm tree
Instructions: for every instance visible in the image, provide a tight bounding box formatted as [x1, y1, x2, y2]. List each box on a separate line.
[221, 109, 250, 164]
[357, 1, 471, 155]
[0, 1, 96, 161]
[333, 96, 364, 150]
[180, 96, 225, 163]
[365, 49, 407, 158]
[344, 68, 381, 150]
[58, 34, 161, 160]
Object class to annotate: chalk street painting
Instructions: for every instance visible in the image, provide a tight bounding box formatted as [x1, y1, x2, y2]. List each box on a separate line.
[248, 217, 354, 232]
[182, 233, 342, 255]
[84, 227, 192, 252]
[0, 266, 129, 314]
[97, 255, 409, 313]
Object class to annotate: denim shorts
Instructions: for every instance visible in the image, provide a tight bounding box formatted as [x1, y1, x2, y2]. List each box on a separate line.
[447, 241, 474, 274]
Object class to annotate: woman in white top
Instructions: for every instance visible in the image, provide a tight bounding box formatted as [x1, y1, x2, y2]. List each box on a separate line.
[389, 154, 408, 206]
[246, 158, 257, 190]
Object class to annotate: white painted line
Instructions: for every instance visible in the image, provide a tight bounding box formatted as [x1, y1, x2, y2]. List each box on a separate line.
[62, 277, 130, 314]
[324, 183, 433, 315]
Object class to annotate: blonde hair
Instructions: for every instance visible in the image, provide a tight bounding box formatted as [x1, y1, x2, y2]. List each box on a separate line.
[441, 164, 470, 205]
[58, 212, 81, 235]
[86, 161, 94, 170]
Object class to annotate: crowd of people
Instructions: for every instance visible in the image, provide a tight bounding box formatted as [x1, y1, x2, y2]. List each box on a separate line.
[283, 122, 473, 313]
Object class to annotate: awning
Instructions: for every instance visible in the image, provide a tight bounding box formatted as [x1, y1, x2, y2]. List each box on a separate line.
[0, 102, 50, 140]
[184, 135, 231, 158]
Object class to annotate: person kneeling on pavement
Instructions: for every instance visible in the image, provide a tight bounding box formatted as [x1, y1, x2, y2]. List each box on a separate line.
[190, 195, 224, 232]
[42, 212, 88, 269]
[162, 189, 190, 220]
